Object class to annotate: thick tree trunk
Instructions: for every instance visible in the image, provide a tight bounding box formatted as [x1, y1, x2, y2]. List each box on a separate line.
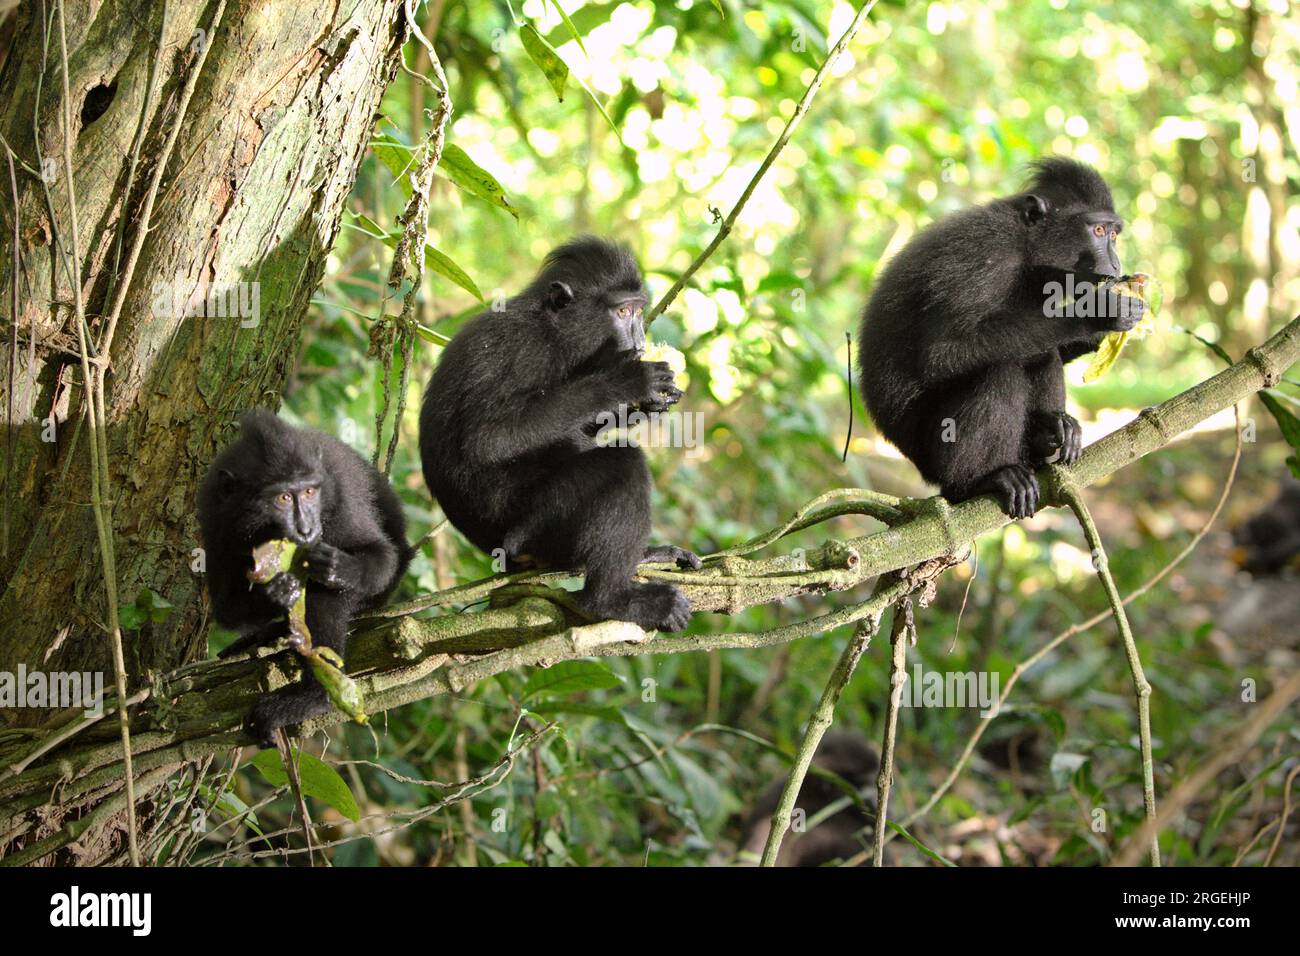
[0, 0, 407, 860]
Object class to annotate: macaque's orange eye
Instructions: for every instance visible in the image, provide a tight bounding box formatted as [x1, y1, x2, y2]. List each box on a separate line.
[617, 306, 632, 319]
[1093, 224, 1107, 238]
[1110, 231, 1118, 241]
[276, 493, 292, 507]
[303, 487, 316, 498]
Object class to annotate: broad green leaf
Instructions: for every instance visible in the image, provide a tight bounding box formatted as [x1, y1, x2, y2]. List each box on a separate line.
[530, 700, 628, 725]
[348, 213, 484, 302]
[371, 132, 417, 193]
[542, 0, 618, 48]
[521, 660, 621, 700]
[1258, 391, 1300, 475]
[520, 24, 568, 101]
[121, 588, 174, 629]
[252, 748, 361, 822]
[435, 144, 518, 220]
[669, 750, 724, 821]
[424, 243, 485, 302]
[119, 604, 146, 630]
[519, 23, 620, 141]
[374, 134, 517, 221]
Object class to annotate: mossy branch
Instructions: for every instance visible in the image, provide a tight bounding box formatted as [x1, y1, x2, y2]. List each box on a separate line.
[0, 315, 1297, 859]
[1052, 465, 1160, 867]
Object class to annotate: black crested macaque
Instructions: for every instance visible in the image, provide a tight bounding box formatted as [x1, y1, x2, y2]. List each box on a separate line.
[418, 237, 700, 632]
[1232, 477, 1300, 575]
[198, 409, 413, 745]
[858, 157, 1143, 518]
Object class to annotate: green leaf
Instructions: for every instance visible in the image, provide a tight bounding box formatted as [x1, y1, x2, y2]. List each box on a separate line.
[371, 132, 417, 194]
[530, 700, 628, 725]
[547, 0, 588, 55]
[520, 24, 569, 100]
[374, 134, 517, 221]
[121, 588, 174, 629]
[518, 23, 620, 141]
[521, 660, 621, 701]
[198, 785, 263, 836]
[348, 213, 484, 302]
[119, 605, 146, 630]
[1259, 390, 1300, 463]
[886, 821, 957, 867]
[1180, 327, 1235, 366]
[251, 749, 360, 822]
[669, 751, 723, 821]
[424, 243, 486, 302]
[435, 144, 518, 220]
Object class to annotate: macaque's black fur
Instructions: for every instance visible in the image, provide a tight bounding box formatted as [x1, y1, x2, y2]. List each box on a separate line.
[198, 409, 413, 745]
[1232, 478, 1300, 575]
[857, 157, 1144, 518]
[418, 237, 700, 632]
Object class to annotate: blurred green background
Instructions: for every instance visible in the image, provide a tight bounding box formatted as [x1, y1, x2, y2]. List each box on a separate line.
[218, 0, 1300, 866]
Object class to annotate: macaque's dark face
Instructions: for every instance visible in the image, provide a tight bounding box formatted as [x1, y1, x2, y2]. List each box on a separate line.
[1028, 201, 1124, 278]
[225, 467, 326, 546]
[606, 292, 648, 354]
[262, 476, 324, 545]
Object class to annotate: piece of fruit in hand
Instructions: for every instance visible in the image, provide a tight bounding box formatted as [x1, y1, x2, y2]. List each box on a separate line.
[1084, 272, 1162, 382]
[641, 341, 687, 388]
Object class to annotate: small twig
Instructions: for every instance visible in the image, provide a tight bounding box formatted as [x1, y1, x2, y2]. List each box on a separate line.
[897, 405, 1245, 837]
[647, 0, 880, 322]
[872, 593, 913, 866]
[373, 0, 452, 475]
[1263, 763, 1300, 867]
[760, 575, 891, 866]
[3, 138, 19, 558]
[0, 688, 150, 783]
[1112, 669, 1300, 867]
[95, 0, 227, 359]
[275, 732, 316, 864]
[708, 487, 904, 559]
[55, 0, 139, 867]
[1053, 465, 1159, 866]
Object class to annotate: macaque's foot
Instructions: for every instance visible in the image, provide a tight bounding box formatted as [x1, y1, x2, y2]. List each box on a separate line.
[249, 682, 330, 748]
[621, 582, 693, 632]
[634, 583, 693, 631]
[979, 464, 1040, 519]
[1026, 410, 1083, 466]
[641, 544, 703, 570]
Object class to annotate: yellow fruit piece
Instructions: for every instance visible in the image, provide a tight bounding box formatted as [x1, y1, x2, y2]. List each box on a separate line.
[641, 341, 687, 388]
[1083, 273, 1162, 382]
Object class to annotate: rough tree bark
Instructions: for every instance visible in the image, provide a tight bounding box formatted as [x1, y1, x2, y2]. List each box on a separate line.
[0, 0, 409, 861]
